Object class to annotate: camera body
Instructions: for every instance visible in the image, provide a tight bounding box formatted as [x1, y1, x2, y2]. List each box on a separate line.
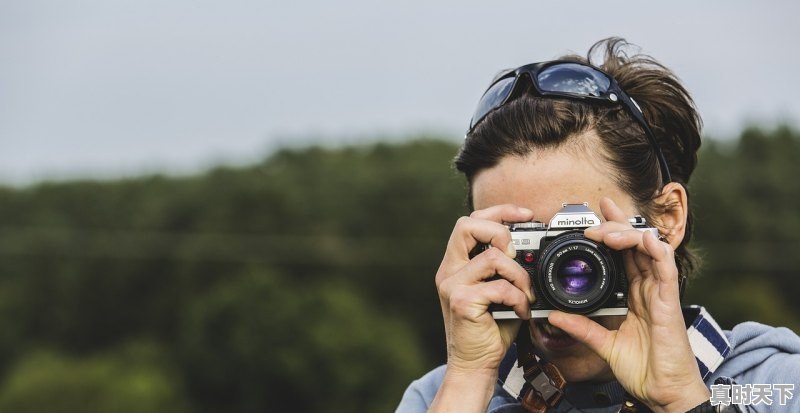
[486, 203, 658, 319]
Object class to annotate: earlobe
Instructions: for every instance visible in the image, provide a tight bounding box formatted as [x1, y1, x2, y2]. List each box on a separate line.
[654, 182, 688, 248]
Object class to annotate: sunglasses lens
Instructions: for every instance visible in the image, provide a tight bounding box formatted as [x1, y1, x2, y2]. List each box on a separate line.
[470, 76, 515, 129]
[536, 63, 611, 97]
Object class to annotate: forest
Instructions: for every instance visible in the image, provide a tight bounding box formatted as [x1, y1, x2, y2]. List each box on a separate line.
[0, 125, 798, 412]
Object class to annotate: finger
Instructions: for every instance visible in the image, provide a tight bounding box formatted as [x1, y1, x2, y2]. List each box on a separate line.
[610, 231, 658, 291]
[618, 231, 677, 284]
[548, 311, 612, 359]
[621, 249, 648, 315]
[483, 279, 531, 320]
[641, 231, 681, 301]
[470, 204, 535, 224]
[598, 197, 629, 224]
[449, 279, 531, 320]
[584, 220, 633, 242]
[449, 247, 533, 302]
[441, 206, 535, 274]
[641, 229, 671, 263]
[442, 217, 516, 271]
[621, 234, 680, 315]
[600, 229, 650, 255]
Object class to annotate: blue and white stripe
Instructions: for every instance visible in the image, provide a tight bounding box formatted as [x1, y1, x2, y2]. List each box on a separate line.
[498, 305, 731, 400]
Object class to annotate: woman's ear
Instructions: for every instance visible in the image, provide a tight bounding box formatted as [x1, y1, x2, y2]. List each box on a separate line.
[654, 182, 688, 249]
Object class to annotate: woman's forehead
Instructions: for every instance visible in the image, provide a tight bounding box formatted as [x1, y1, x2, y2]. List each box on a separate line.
[471, 150, 638, 220]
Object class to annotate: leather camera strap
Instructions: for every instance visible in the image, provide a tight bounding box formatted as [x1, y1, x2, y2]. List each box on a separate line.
[515, 323, 652, 413]
[516, 324, 566, 413]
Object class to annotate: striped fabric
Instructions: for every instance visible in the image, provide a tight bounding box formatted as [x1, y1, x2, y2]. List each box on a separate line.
[498, 305, 731, 400]
[686, 305, 732, 379]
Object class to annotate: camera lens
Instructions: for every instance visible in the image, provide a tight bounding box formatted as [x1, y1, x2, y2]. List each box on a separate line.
[557, 258, 597, 295]
[537, 232, 616, 314]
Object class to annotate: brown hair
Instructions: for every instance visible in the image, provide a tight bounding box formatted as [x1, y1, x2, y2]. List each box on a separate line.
[455, 37, 703, 287]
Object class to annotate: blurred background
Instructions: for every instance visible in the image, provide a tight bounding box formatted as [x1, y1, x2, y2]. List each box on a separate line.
[2, 1, 800, 412]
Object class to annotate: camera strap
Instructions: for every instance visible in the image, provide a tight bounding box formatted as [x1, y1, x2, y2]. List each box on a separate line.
[500, 306, 730, 413]
[514, 325, 650, 413]
[514, 324, 566, 413]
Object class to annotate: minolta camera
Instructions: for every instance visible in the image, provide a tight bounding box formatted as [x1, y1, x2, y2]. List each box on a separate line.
[483, 203, 658, 319]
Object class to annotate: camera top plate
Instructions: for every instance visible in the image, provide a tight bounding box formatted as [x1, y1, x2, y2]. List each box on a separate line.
[548, 203, 601, 229]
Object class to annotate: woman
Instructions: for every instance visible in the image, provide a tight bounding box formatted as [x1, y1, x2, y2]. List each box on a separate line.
[396, 38, 800, 413]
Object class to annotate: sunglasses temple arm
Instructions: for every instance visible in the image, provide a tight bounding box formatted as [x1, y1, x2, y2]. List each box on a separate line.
[619, 94, 673, 185]
[639, 115, 672, 185]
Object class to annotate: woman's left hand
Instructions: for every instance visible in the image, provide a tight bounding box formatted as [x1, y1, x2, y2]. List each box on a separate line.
[547, 197, 710, 413]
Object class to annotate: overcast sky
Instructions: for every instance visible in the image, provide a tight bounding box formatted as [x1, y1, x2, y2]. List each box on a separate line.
[2, 1, 799, 184]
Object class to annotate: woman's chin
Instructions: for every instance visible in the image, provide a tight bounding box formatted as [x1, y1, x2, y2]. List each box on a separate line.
[530, 320, 613, 383]
[546, 353, 613, 382]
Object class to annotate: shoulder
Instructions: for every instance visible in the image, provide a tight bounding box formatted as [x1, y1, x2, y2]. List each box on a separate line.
[717, 321, 800, 379]
[395, 365, 522, 413]
[395, 365, 446, 413]
[726, 321, 800, 352]
[709, 322, 800, 410]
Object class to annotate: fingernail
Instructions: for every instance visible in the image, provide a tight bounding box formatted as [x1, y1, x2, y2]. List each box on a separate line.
[607, 232, 621, 239]
[518, 207, 533, 215]
[506, 241, 516, 258]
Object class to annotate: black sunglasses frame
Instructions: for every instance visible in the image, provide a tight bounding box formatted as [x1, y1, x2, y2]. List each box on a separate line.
[468, 60, 672, 185]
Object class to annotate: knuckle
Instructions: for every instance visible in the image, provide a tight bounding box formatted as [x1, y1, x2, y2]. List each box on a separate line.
[454, 215, 472, 231]
[618, 223, 635, 232]
[490, 279, 512, 297]
[434, 263, 449, 285]
[481, 248, 510, 272]
[484, 246, 504, 263]
[436, 279, 450, 299]
[498, 280, 516, 296]
[498, 227, 513, 243]
[448, 287, 472, 314]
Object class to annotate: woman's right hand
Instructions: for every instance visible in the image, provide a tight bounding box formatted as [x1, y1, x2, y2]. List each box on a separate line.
[430, 205, 535, 412]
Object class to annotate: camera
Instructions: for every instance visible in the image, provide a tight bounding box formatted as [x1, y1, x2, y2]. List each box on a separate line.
[481, 203, 658, 319]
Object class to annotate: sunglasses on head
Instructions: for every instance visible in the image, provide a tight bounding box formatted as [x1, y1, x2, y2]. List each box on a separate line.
[468, 60, 672, 185]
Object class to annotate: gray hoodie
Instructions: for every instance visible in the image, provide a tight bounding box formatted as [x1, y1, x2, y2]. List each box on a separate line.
[396, 308, 800, 413]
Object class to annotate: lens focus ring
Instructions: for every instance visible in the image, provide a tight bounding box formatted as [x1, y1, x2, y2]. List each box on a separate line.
[537, 233, 616, 314]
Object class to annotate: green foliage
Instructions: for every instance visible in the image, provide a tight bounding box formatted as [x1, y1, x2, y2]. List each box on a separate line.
[0, 129, 799, 412]
[689, 125, 800, 331]
[0, 137, 459, 413]
[177, 271, 425, 413]
[0, 342, 188, 413]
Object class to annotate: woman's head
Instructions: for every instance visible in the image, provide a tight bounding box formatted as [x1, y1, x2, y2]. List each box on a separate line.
[456, 37, 702, 285]
[455, 38, 703, 382]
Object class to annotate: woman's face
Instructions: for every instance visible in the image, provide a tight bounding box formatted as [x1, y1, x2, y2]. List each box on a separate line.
[471, 132, 640, 383]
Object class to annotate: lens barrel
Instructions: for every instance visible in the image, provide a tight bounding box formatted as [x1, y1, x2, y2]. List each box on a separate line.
[537, 233, 616, 314]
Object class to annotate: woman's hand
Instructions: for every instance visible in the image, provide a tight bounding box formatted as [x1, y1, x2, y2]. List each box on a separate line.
[429, 205, 535, 413]
[548, 197, 709, 413]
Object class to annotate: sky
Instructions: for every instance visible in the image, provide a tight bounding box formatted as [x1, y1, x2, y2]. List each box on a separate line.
[2, 1, 799, 184]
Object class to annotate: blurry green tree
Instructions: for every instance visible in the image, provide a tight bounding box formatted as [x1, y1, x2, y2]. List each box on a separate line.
[0, 342, 188, 413]
[0, 129, 797, 412]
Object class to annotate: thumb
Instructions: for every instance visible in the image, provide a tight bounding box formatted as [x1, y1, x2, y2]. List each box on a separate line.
[548, 311, 612, 359]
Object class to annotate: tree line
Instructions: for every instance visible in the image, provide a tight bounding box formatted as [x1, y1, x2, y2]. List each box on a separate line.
[0, 126, 797, 412]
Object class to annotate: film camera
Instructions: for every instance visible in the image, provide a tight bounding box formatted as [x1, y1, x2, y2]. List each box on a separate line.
[481, 203, 658, 319]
